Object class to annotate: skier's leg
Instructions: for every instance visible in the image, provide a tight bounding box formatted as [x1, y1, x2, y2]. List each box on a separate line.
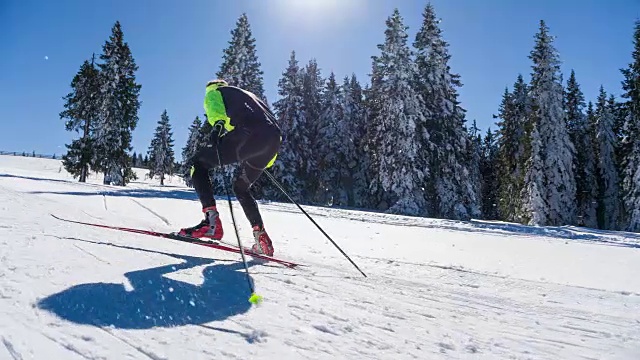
[179, 131, 246, 239]
[232, 125, 281, 255]
[234, 163, 275, 256]
[190, 131, 246, 208]
[232, 124, 281, 226]
[233, 164, 265, 228]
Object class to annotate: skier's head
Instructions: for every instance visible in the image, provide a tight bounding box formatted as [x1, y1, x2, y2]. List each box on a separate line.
[206, 79, 228, 88]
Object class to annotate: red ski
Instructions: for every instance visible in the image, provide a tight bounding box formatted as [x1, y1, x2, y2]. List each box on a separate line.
[50, 214, 301, 269]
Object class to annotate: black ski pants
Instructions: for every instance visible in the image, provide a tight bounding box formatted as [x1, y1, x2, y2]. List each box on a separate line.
[190, 123, 281, 228]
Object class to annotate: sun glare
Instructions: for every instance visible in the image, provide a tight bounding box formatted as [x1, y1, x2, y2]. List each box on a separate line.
[286, 0, 341, 13]
[275, 0, 364, 23]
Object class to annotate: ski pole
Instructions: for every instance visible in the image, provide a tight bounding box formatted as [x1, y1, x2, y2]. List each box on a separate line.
[263, 170, 366, 277]
[215, 147, 263, 305]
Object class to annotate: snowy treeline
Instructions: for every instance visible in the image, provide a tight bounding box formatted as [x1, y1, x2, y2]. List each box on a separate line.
[180, 9, 640, 232]
[492, 20, 640, 232]
[60, 8, 640, 232]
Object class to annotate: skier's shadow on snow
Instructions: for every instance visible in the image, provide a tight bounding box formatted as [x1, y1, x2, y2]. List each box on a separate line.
[37, 253, 258, 331]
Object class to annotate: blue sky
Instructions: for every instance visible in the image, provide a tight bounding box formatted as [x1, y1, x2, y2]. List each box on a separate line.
[1, 0, 639, 158]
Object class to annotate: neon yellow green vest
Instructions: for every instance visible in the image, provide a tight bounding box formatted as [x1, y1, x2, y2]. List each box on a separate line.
[202, 83, 277, 169]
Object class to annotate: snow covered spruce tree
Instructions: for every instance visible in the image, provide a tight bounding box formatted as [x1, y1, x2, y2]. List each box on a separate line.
[620, 20, 640, 232]
[468, 121, 483, 203]
[136, 153, 144, 169]
[216, 13, 266, 100]
[522, 122, 547, 225]
[565, 70, 598, 228]
[413, 3, 480, 220]
[59, 54, 101, 182]
[147, 110, 175, 186]
[365, 9, 430, 215]
[341, 74, 369, 207]
[93, 21, 141, 186]
[299, 59, 325, 202]
[608, 96, 627, 175]
[495, 75, 529, 222]
[267, 51, 306, 201]
[315, 72, 345, 205]
[131, 152, 138, 167]
[180, 116, 208, 187]
[467, 120, 484, 217]
[212, 13, 267, 197]
[480, 128, 500, 219]
[522, 20, 576, 226]
[467, 119, 484, 218]
[593, 87, 621, 229]
[313, 72, 368, 208]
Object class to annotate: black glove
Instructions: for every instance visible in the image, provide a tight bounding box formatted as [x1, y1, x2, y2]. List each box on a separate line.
[208, 120, 225, 145]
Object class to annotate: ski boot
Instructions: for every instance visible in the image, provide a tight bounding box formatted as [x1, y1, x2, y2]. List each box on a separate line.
[251, 225, 274, 256]
[178, 206, 223, 240]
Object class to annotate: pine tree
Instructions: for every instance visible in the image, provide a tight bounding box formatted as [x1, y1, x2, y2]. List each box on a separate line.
[413, 3, 479, 220]
[300, 59, 325, 202]
[586, 102, 601, 227]
[137, 153, 144, 169]
[522, 20, 576, 226]
[366, 8, 430, 215]
[273, 52, 302, 135]
[132, 151, 138, 167]
[522, 122, 547, 225]
[93, 21, 141, 186]
[468, 120, 481, 141]
[341, 74, 369, 207]
[609, 96, 627, 175]
[181, 116, 207, 187]
[315, 72, 345, 205]
[268, 51, 306, 201]
[593, 88, 622, 230]
[467, 120, 484, 218]
[620, 20, 640, 232]
[480, 128, 500, 219]
[59, 54, 101, 182]
[467, 120, 484, 219]
[565, 70, 598, 228]
[496, 75, 530, 222]
[216, 13, 266, 101]
[147, 110, 175, 186]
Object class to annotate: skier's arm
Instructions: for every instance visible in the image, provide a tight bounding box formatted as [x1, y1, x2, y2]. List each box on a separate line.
[203, 88, 234, 133]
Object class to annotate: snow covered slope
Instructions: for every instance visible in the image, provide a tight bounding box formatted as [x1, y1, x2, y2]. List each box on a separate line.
[0, 154, 639, 359]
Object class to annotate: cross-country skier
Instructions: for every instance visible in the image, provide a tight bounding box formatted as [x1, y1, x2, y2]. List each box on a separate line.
[178, 79, 281, 256]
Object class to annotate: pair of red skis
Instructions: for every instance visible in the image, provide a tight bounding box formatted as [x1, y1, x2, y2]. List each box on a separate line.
[50, 214, 301, 269]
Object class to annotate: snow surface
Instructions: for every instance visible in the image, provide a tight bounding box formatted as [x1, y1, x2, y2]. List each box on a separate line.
[0, 154, 639, 359]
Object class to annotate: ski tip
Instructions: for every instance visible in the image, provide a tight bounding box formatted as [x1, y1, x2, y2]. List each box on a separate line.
[248, 292, 263, 305]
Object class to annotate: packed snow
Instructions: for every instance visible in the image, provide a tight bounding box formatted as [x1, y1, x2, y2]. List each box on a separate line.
[0, 155, 639, 359]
